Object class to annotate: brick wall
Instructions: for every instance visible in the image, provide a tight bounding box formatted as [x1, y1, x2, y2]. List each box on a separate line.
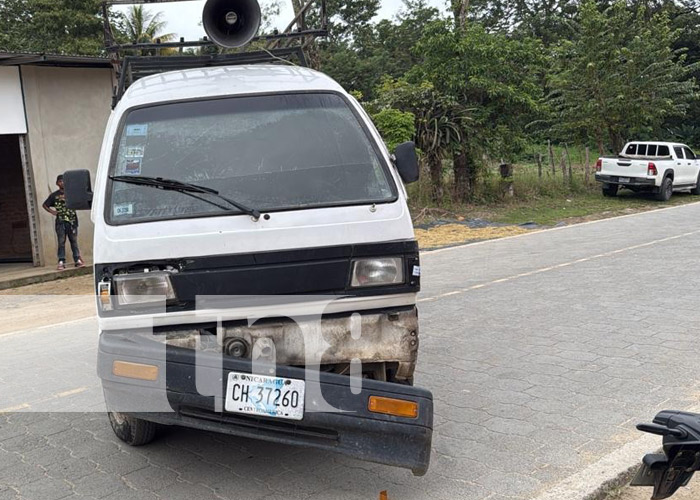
[0, 135, 32, 262]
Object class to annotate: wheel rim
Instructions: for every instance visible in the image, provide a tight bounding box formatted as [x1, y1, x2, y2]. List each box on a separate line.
[111, 411, 126, 425]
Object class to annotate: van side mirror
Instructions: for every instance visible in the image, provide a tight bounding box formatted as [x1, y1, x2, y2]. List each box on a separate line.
[63, 169, 93, 210]
[394, 141, 419, 184]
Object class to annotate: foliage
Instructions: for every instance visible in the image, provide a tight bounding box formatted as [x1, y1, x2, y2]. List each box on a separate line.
[548, 1, 699, 153]
[117, 6, 175, 45]
[1, 0, 699, 208]
[469, 0, 579, 45]
[375, 78, 469, 199]
[402, 19, 544, 201]
[411, 20, 544, 162]
[370, 108, 416, 152]
[318, 0, 440, 100]
[0, 0, 104, 55]
[110, 5, 176, 56]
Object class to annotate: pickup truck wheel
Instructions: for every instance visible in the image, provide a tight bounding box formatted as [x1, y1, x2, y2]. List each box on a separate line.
[602, 184, 618, 197]
[656, 177, 673, 201]
[108, 411, 158, 446]
[691, 174, 700, 195]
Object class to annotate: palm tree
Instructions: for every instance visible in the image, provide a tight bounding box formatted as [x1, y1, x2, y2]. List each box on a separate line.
[121, 6, 176, 53]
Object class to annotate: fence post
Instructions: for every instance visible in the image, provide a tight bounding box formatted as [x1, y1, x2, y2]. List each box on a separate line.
[585, 147, 591, 185]
[499, 163, 514, 198]
[536, 153, 543, 179]
[565, 143, 573, 185]
[548, 140, 556, 175]
[560, 151, 567, 181]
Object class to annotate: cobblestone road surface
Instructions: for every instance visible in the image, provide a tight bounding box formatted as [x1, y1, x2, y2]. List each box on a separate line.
[2, 203, 700, 499]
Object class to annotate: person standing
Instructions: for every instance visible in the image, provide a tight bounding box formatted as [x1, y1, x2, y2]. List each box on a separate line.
[42, 175, 85, 270]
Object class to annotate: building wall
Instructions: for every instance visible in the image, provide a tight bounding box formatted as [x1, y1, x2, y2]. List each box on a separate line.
[21, 66, 113, 266]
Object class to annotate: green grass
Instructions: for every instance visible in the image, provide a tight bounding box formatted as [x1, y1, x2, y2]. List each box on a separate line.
[409, 157, 700, 226]
[490, 191, 696, 226]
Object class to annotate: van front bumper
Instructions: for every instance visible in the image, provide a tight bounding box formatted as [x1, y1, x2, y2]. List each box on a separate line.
[98, 331, 433, 475]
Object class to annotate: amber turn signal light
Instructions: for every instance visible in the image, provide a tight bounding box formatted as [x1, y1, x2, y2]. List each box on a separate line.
[112, 361, 159, 381]
[368, 396, 418, 418]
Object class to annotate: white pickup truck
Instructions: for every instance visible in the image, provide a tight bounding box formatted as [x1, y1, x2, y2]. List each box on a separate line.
[595, 142, 700, 201]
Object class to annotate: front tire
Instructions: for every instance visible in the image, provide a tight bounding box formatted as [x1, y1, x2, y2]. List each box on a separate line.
[108, 412, 158, 446]
[656, 177, 673, 201]
[602, 184, 618, 197]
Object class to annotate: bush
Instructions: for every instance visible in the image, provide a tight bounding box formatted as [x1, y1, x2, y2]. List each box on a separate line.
[370, 108, 416, 152]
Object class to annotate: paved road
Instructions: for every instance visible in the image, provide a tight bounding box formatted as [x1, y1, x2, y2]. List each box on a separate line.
[3, 203, 700, 500]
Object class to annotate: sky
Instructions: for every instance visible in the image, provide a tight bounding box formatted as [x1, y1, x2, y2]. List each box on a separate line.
[114, 0, 447, 41]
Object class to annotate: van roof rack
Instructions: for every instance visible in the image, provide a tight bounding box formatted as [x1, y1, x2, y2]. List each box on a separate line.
[102, 0, 328, 108]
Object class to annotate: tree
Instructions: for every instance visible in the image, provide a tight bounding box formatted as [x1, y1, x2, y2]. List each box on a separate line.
[289, 0, 379, 69]
[375, 79, 469, 201]
[0, 0, 104, 55]
[320, 1, 441, 108]
[549, 1, 699, 153]
[665, 0, 700, 146]
[411, 20, 544, 200]
[117, 5, 175, 53]
[468, 0, 578, 45]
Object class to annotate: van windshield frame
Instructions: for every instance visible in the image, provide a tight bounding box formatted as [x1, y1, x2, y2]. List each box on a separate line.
[104, 91, 399, 226]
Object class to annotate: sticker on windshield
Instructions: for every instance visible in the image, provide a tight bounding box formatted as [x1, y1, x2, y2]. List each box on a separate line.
[125, 145, 145, 158]
[126, 124, 148, 136]
[113, 203, 133, 217]
[125, 157, 142, 175]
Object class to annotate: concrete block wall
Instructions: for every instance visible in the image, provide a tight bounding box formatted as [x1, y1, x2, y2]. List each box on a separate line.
[20, 66, 114, 266]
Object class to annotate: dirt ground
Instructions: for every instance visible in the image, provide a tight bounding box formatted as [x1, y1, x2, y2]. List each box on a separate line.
[609, 484, 697, 499]
[414, 223, 531, 249]
[0, 275, 96, 336]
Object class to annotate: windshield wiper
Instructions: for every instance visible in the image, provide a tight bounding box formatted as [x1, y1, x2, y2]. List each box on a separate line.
[109, 175, 261, 220]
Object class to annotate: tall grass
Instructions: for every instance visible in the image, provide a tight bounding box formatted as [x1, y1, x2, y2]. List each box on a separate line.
[407, 144, 600, 212]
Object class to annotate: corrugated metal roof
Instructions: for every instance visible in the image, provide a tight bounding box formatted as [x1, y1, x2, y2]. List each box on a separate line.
[0, 52, 112, 68]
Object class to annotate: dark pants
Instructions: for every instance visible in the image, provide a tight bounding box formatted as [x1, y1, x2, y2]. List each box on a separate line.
[56, 220, 80, 263]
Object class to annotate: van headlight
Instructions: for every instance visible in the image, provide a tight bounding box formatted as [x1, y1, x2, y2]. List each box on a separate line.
[114, 272, 177, 306]
[350, 257, 404, 287]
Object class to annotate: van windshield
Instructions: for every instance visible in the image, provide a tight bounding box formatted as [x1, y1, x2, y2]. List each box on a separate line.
[107, 93, 397, 224]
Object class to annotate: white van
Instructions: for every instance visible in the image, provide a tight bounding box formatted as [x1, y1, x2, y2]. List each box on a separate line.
[65, 64, 433, 475]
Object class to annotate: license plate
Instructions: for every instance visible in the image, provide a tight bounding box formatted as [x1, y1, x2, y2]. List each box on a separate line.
[618, 177, 630, 183]
[225, 371, 305, 421]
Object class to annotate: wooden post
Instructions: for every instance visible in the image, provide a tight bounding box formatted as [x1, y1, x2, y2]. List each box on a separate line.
[560, 152, 567, 181]
[548, 140, 555, 175]
[585, 147, 591, 185]
[565, 143, 573, 184]
[536, 153, 543, 179]
[500, 163, 514, 198]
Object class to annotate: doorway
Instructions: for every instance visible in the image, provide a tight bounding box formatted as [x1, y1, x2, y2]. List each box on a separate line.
[0, 134, 32, 263]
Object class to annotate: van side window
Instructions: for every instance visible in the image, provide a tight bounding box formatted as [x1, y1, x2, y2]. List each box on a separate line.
[674, 146, 685, 159]
[647, 145, 657, 156]
[683, 147, 696, 160]
[657, 145, 670, 156]
[637, 144, 647, 156]
[625, 144, 637, 155]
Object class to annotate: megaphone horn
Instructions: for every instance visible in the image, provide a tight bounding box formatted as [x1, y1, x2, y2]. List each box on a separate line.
[202, 0, 261, 49]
